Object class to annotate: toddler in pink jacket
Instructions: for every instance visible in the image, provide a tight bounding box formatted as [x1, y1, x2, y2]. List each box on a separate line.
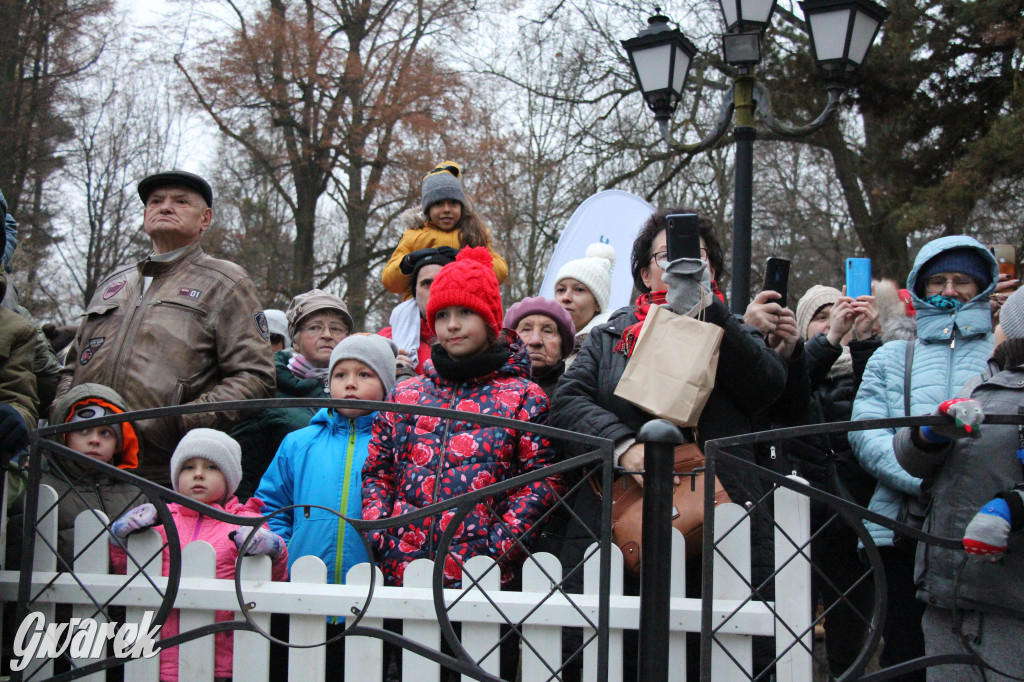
[110, 429, 288, 682]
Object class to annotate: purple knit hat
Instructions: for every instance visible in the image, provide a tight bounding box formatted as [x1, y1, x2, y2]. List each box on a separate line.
[503, 296, 576, 360]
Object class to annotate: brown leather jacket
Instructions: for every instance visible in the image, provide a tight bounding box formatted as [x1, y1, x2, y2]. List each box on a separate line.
[56, 243, 275, 484]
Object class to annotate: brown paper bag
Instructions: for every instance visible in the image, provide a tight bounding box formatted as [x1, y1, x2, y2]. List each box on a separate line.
[613, 304, 723, 426]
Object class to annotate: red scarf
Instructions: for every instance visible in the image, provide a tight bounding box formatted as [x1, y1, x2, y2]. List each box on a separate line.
[614, 291, 667, 357]
[712, 279, 726, 304]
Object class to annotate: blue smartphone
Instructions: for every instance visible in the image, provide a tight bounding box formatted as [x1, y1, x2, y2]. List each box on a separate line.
[846, 258, 872, 298]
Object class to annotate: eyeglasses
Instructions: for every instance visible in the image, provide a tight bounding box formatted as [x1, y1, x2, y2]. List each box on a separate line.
[924, 275, 977, 292]
[299, 323, 349, 337]
[650, 248, 709, 268]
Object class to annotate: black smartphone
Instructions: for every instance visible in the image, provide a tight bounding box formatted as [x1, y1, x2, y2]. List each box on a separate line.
[665, 214, 701, 262]
[763, 257, 791, 308]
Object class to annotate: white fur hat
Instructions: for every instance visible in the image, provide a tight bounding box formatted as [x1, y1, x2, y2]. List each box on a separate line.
[170, 429, 243, 501]
[554, 242, 617, 313]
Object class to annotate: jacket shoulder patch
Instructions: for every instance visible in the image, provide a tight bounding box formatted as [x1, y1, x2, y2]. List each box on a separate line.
[102, 281, 126, 300]
[254, 312, 270, 341]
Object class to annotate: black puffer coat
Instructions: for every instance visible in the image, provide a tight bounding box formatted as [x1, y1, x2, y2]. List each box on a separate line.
[550, 298, 787, 579]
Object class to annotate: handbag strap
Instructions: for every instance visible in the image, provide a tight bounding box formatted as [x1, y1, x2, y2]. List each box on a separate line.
[904, 340, 915, 416]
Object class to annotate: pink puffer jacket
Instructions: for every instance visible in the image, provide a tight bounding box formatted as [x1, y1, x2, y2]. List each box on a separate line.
[111, 497, 288, 681]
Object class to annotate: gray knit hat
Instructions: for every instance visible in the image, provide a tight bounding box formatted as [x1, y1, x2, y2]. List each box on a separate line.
[286, 290, 353, 339]
[170, 428, 243, 501]
[1000, 288, 1024, 339]
[421, 161, 466, 213]
[329, 334, 400, 396]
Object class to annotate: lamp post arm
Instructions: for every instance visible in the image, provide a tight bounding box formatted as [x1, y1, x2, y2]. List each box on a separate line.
[753, 81, 846, 138]
[659, 88, 736, 153]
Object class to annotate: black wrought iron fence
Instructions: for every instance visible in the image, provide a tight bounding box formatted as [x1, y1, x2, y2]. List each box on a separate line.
[7, 404, 1019, 682]
[6, 398, 615, 682]
[701, 413, 1024, 682]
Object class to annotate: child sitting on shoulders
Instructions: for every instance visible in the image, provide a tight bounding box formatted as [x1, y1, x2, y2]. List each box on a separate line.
[110, 429, 288, 682]
[381, 161, 508, 370]
[363, 246, 564, 588]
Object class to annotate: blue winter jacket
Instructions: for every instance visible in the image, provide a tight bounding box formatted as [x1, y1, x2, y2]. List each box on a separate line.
[255, 408, 373, 588]
[850, 235, 997, 546]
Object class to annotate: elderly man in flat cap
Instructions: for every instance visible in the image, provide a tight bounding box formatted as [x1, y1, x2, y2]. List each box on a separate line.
[56, 171, 275, 486]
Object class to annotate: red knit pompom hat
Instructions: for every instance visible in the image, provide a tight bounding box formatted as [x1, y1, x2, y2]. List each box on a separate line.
[427, 246, 504, 338]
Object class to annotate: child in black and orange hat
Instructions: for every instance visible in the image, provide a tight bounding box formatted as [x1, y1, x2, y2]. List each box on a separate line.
[7, 383, 144, 568]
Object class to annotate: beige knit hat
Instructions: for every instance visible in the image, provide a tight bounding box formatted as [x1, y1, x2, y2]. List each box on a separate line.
[796, 285, 842, 340]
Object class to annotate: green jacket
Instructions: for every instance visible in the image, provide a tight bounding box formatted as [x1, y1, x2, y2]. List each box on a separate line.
[233, 350, 326, 500]
[0, 269, 37, 432]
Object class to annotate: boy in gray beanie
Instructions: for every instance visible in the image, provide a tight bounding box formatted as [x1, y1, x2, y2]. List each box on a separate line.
[255, 332, 397, 593]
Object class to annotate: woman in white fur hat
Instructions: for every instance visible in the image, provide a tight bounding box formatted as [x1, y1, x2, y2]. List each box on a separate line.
[554, 242, 616, 365]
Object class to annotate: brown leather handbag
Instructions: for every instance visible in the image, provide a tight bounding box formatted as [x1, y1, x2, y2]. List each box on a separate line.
[593, 443, 731, 576]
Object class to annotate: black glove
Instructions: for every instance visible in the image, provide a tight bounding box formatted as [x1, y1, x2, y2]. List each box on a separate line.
[0, 403, 28, 461]
[399, 248, 439, 275]
[399, 246, 459, 275]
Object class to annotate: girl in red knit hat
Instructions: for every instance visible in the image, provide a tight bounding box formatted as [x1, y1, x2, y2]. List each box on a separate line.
[362, 246, 565, 589]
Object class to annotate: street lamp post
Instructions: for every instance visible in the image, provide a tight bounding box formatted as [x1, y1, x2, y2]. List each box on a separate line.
[622, 0, 888, 314]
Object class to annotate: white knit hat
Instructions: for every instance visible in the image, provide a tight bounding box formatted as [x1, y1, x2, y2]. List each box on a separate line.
[554, 242, 617, 313]
[170, 428, 243, 501]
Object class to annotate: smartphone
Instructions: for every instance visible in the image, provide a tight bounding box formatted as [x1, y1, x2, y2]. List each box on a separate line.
[665, 214, 701, 262]
[990, 244, 1016, 280]
[763, 257, 790, 308]
[846, 258, 872, 299]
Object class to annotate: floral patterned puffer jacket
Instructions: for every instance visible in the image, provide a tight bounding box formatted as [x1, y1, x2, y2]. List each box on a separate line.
[361, 330, 564, 586]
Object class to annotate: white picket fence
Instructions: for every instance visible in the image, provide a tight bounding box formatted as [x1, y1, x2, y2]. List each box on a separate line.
[0, 482, 813, 682]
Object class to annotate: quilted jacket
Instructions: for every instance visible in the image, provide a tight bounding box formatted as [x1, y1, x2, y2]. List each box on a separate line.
[361, 331, 564, 586]
[894, 359, 1024, 617]
[255, 408, 373, 588]
[850, 235, 997, 546]
[110, 497, 288, 682]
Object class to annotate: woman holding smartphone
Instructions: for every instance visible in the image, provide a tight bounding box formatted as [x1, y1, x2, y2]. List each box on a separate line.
[549, 207, 787, 680]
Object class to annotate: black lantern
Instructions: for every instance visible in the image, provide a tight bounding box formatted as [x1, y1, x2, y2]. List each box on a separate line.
[800, 0, 889, 80]
[621, 12, 699, 122]
[719, 0, 779, 33]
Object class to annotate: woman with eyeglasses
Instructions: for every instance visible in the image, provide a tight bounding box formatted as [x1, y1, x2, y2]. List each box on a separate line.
[233, 290, 354, 500]
[548, 207, 787, 681]
[850, 235, 998, 680]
